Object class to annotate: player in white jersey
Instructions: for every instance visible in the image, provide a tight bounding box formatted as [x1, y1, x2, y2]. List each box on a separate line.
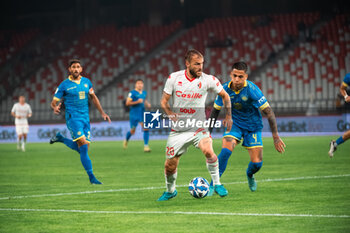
[158, 49, 233, 201]
[11, 96, 32, 152]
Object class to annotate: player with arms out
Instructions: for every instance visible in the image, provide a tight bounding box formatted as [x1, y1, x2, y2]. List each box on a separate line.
[208, 61, 285, 195]
[329, 73, 350, 157]
[123, 79, 152, 152]
[158, 49, 233, 201]
[11, 95, 32, 152]
[50, 59, 111, 184]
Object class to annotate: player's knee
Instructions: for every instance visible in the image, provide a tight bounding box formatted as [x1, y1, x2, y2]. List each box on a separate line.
[130, 129, 136, 134]
[250, 149, 263, 162]
[202, 147, 215, 158]
[223, 137, 236, 151]
[77, 138, 89, 147]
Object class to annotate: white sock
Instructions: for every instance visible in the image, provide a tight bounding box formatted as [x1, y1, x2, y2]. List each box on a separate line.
[207, 158, 221, 185]
[165, 172, 177, 193]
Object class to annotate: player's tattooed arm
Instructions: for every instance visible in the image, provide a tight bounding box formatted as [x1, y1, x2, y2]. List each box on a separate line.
[208, 108, 220, 133]
[161, 92, 178, 122]
[262, 106, 286, 153]
[218, 90, 232, 132]
[89, 93, 111, 123]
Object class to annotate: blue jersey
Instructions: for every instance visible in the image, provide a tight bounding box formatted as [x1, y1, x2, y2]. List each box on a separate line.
[343, 73, 350, 87]
[128, 89, 147, 120]
[54, 76, 93, 120]
[214, 80, 269, 131]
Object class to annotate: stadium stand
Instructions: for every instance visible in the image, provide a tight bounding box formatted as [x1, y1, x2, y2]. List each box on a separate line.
[0, 22, 181, 123]
[2, 12, 347, 123]
[255, 14, 350, 112]
[107, 12, 320, 117]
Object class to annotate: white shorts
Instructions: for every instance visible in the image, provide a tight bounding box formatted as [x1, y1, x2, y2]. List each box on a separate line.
[165, 128, 210, 159]
[16, 125, 29, 135]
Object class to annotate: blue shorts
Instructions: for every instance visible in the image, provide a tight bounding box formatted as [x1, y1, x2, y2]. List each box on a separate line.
[130, 117, 142, 129]
[66, 118, 91, 142]
[223, 123, 263, 148]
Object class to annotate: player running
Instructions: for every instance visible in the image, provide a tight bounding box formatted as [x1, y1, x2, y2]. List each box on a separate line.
[158, 49, 233, 201]
[11, 95, 32, 152]
[208, 61, 285, 195]
[123, 79, 152, 152]
[329, 73, 350, 157]
[50, 59, 111, 184]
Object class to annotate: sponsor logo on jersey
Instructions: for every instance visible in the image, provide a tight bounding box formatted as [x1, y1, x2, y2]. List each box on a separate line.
[258, 96, 266, 104]
[179, 108, 196, 114]
[175, 91, 202, 99]
[67, 86, 77, 91]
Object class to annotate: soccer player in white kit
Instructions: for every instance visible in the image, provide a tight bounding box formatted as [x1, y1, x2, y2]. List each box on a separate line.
[11, 95, 32, 152]
[158, 49, 233, 201]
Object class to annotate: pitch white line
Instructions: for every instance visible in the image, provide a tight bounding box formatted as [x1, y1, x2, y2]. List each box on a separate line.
[1, 174, 349, 201]
[0, 208, 349, 218]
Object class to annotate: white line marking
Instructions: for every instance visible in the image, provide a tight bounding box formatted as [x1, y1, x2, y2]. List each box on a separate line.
[1, 174, 349, 201]
[0, 208, 349, 218]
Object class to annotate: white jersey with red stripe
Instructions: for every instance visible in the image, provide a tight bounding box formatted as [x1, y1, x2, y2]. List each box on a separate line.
[163, 69, 223, 132]
[11, 103, 32, 126]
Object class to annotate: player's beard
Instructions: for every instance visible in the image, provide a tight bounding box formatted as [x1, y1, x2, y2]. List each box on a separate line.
[189, 68, 201, 78]
[71, 72, 80, 79]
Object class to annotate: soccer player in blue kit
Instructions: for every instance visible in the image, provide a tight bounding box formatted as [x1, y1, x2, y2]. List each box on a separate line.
[329, 73, 350, 157]
[208, 62, 286, 194]
[50, 59, 111, 184]
[123, 79, 152, 152]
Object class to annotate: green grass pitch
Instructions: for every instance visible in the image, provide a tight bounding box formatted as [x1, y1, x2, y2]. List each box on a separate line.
[0, 136, 349, 232]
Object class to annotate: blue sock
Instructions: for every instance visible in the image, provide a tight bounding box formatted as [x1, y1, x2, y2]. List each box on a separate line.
[62, 138, 80, 153]
[336, 136, 345, 146]
[144, 130, 149, 146]
[246, 161, 263, 178]
[126, 131, 132, 141]
[79, 144, 94, 179]
[210, 148, 232, 186]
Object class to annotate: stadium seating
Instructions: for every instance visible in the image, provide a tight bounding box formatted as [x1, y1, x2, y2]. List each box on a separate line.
[107, 12, 320, 113]
[3, 12, 346, 122]
[255, 14, 349, 111]
[0, 22, 181, 122]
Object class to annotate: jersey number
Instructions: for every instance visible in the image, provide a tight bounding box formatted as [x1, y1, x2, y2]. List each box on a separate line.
[252, 134, 257, 143]
[166, 147, 174, 156]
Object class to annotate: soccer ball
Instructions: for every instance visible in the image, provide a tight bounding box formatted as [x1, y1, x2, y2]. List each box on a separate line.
[188, 177, 210, 198]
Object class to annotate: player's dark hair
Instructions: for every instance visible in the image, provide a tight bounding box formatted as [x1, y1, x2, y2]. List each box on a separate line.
[232, 61, 248, 72]
[135, 79, 144, 83]
[185, 49, 203, 62]
[68, 59, 81, 67]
